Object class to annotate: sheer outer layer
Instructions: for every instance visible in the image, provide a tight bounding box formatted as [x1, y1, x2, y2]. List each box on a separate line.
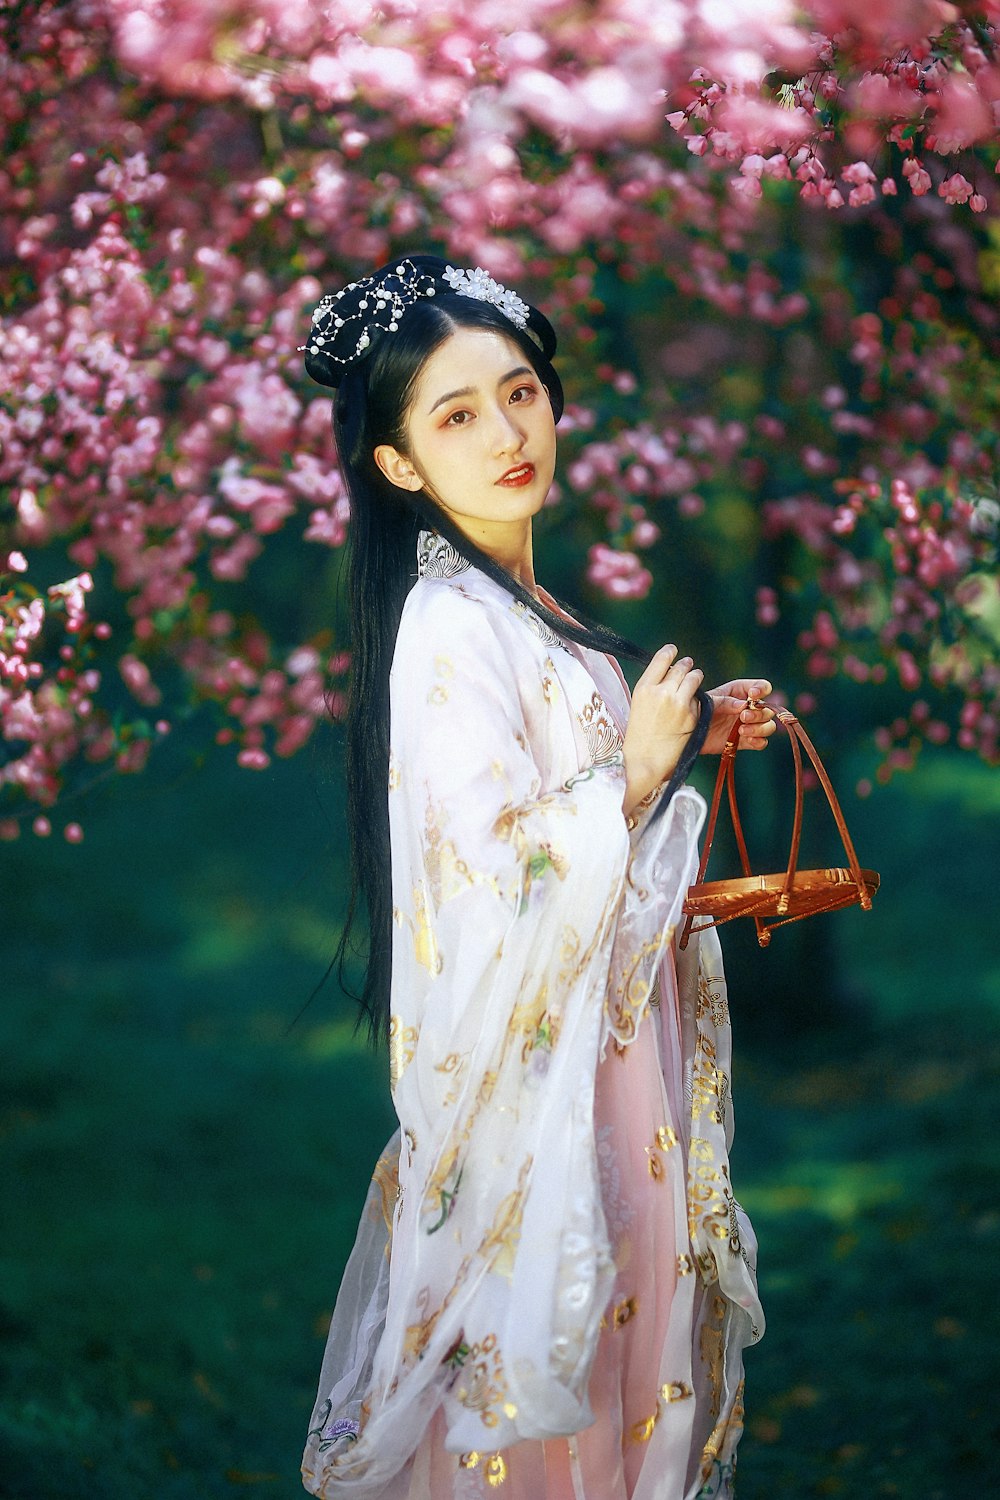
[302, 545, 763, 1498]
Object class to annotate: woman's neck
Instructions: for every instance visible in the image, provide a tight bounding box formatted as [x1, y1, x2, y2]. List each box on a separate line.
[454, 517, 537, 596]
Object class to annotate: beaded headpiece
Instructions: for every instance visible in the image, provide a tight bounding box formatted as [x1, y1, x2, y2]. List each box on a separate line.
[302, 254, 545, 391]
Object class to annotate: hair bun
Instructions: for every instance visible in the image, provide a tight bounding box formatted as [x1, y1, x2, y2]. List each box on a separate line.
[303, 254, 557, 389]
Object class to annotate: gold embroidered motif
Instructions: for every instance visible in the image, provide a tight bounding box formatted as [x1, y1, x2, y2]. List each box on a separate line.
[508, 982, 561, 1064]
[371, 1147, 400, 1255]
[434, 1051, 469, 1107]
[700, 1293, 728, 1420]
[612, 1295, 638, 1330]
[452, 1333, 508, 1430]
[387, 753, 401, 792]
[697, 969, 730, 1027]
[677, 1253, 694, 1276]
[699, 1378, 745, 1482]
[477, 1157, 531, 1278]
[485, 1453, 508, 1487]
[662, 1380, 693, 1403]
[631, 1410, 658, 1443]
[606, 934, 664, 1044]
[458, 1449, 508, 1485]
[403, 1252, 474, 1365]
[388, 1015, 418, 1090]
[646, 1123, 677, 1181]
[690, 1033, 726, 1124]
[411, 885, 442, 975]
[423, 1142, 464, 1233]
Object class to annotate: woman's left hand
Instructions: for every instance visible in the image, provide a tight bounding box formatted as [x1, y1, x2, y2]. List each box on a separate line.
[702, 678, 777, 755]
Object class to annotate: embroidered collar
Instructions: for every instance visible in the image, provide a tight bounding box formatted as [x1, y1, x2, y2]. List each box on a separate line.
[416, 530, 470, 579]
[415, 529, 571, 653]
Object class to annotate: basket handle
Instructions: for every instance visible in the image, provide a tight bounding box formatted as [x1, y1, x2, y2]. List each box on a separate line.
[680, 698, 871, 949]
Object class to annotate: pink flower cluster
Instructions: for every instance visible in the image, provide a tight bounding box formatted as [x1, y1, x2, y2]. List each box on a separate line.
[1, 0, 998, 830]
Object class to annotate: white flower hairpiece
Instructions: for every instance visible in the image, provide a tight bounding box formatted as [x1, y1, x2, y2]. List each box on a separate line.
[442, 264, 529, 329]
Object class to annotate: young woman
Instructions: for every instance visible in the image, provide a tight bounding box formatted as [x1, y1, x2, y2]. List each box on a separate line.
[300, 255, 774, 1500]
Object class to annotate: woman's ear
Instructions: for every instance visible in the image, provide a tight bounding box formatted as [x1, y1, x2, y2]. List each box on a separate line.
[374, 444, 422, 492]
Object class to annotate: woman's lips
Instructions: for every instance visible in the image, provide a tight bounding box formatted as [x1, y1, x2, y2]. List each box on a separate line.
[497, 463, 535, 488]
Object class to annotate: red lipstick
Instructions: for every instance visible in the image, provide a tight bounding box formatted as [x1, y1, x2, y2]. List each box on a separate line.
[497, 463, 535, 488]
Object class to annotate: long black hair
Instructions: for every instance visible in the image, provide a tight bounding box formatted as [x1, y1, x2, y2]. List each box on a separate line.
[325, 291, 709, 1046]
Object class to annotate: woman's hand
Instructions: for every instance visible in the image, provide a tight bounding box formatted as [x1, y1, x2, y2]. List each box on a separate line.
[702, 678, 776, 756]
[622, 644, 704, 817]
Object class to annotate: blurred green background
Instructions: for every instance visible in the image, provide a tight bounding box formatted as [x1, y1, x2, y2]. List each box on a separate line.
[3, 669, 1000, 1498]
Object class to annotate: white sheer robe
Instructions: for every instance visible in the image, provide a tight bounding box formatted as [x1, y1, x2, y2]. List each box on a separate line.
[302, 535, 763, 1500]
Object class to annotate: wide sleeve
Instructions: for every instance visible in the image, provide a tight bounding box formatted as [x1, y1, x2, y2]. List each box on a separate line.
[302, 582, 705, 1495]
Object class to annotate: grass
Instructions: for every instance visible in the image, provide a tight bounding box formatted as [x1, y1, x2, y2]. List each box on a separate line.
[2, 736, 998, 1497]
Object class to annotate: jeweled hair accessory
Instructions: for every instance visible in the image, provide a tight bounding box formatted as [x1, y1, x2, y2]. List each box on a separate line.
[441, 264, 529, 329]
[302, 254, 545, 390]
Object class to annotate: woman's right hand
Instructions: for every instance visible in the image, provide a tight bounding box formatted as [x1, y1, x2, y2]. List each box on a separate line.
[622, 644, 704, 819]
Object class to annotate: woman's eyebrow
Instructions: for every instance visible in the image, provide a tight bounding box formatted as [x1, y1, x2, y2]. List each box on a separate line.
[427, 366, 534, 415]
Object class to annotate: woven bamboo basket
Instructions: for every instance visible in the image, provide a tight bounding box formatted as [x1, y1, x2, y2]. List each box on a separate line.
[679, 701, 879, 950]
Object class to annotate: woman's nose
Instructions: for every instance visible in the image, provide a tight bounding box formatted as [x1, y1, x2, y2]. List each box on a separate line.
[488, 405, 524, 455]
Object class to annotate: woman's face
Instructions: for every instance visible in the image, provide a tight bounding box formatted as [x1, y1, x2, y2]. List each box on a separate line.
[374, 326, 557, 545]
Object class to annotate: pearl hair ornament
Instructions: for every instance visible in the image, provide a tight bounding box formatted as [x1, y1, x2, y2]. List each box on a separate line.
[302, 256, 533, 389]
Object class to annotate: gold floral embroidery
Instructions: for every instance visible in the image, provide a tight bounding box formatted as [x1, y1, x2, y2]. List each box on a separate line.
[612, 1295, 637, 1330]
[388, 753, 401, 792]
[690, 1033, 725, 1124]
[631, 1411, 658, 1443]
[411, 885, 442, 975]
[459, 1450, 508, 1486]
[700, 1293, 728, 1420]
[646, 1123, 677, 1181]
[372, 1147, 400, 1251]
[541, 658, 559, 704]
[423, 1143, 464, 1234]
[434, 1051, 468, 1107]
[485, 1453, 508, 1487]
[403, 1252, 474, 1365]
[663, 1380, 694, 1403]
[606, 933, 663, 1044]
[450, 1333, 511, 1429]
[677, 1253, 694, 1276]
[700, 1378, 745, 1482]
[697, 969, 730, 1027]
[388, 1015, 418, 1089]
[507, 982, 561, 1064]
[477, 1156, 531, 1278]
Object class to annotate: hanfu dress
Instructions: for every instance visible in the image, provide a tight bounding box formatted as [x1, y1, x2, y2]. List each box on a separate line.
[302, 532, 764, 1500]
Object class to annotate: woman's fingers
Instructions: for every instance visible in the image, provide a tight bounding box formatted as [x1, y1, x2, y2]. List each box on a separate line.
[638, 643, 679, 686]
[737, 706, 777, 749]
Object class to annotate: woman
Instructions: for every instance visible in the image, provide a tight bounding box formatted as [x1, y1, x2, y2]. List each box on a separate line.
[300, 255, 774, 1500]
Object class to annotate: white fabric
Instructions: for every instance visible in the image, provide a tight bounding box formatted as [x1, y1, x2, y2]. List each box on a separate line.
[302, 540, 763, 1499]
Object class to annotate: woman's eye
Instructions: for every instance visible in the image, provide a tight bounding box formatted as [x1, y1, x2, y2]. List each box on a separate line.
[510, 385, 535, 404]
[445, 409, 472, 426]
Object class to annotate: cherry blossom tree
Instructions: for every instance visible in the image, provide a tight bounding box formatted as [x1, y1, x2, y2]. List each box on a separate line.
[2, 0, 998, 838]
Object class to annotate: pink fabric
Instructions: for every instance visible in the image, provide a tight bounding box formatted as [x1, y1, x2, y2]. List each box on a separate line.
[398, 958, 716, 1499]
